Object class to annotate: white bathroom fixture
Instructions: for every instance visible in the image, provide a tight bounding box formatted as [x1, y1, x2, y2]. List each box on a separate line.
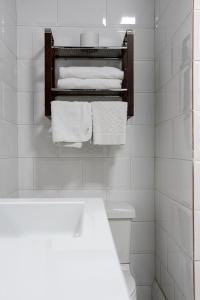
[106, 201, 137, 300]
[0, 198, 130, 300]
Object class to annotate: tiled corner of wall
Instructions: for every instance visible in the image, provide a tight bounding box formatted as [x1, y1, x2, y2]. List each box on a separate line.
[155, 0, 193, 299]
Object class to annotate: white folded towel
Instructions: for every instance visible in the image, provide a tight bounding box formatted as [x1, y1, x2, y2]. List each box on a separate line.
[59, 67, 124, 80]
[92, 101, 127, 145]
[57, 78, 122, 90]
[51, 101, 92, 147]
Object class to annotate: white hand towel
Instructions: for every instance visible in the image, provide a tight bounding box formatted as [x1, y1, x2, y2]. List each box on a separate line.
[51, 101, 92, 147]
[92, 101, 127, 145]
[59, 67, 124, 80]
[57, 78, 122, 90]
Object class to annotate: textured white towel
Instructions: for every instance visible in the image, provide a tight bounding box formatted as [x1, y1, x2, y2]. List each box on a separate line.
[92, 102, 127, 145]
[57, 78, 122, 90]
[51, 101, 92, 147]
[59, 67, 124, 80]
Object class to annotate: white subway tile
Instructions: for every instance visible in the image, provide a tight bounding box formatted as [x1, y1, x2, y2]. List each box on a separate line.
[155, 74, 181, 123]
[155, 158, 192, 209]
[18, 59, 44, 92]
[18, 158, 34, 189]
[17, 27, 33, 59]
[17, 0, 57, 25]
[156, 225, 168, 268]
[194, 162, 200, 210]
[130, 253, 155, 285]
[0, 158, 18, 197]
[18, 92, 34, 125]
[136, 286, 152, 300]
[0, 0, 17, 26]
[195, 262, 200, 300]
[134, 61, 154, 93]
[107, 0, 154, 28]
[156, 120, 174, 158]
[172, 13, 192, 76]
[167, 238, 193, 299]
[0, 1, 17, 55]
[34, 158, 82, 189]
[0, 120, 18, 158]
[152, 280, 166, 300]
[59, 142, 108, 158]
[194, 111, 200, 160]
[83, 158, 131, 188]
[57, 189, 107, 200]
[2, 82, 18, 123]
[175, 287, 187, 300]
[32, 28, 44, 60]
[18, 125, 59, 158]
[160, 264, 175, 300]
[174, 113, 192, 160]
[58, 0, 106, 26]
[33, 91, 50, 126]
[19, 190, 59, 198]
[0, 83, 3, 119]
[132, 158, 154, 189]
[134, 29, 154, 60]
[159, 0, 171, 17]
[0, 47, 17, 89]
[155, 257, 161, 285]
[128, 93, 155, 126]
[156, 192, 193, 257]
[131, 222, 155, 253]
[107, 125, 154, 157]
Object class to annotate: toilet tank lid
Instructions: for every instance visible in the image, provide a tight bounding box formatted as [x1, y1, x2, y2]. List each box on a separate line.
[105, 201, 136, 219]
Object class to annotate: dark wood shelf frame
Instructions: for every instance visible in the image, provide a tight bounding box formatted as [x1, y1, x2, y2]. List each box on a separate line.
[45, 28, 134, 117]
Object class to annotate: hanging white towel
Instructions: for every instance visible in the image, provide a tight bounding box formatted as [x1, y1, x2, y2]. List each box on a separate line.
[92, 101, 127, 145]
[57, 78, 122, 90]
[59, 66, 124, 80]
[51, 101, 92, 147]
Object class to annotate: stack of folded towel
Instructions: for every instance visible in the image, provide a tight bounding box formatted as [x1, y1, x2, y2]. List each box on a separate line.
[57, 66, 124, 89]
[52, 66, 126, 147]
[51, 101, 127, 147]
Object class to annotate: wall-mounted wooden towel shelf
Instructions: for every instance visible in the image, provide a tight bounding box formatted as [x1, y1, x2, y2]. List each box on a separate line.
[45, 28, 134, 117]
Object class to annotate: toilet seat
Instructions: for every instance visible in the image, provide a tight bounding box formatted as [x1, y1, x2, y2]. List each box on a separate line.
[121, 264, 137, 300]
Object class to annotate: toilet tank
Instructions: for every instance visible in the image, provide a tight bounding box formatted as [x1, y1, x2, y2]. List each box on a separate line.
[106, 201, 136, 264]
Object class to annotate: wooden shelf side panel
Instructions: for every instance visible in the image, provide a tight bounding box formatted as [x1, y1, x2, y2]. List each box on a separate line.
[45, 28, 55, 116]
[122, 30, 134, 117]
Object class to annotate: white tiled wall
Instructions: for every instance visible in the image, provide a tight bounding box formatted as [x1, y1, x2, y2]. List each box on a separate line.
[154, 0, 193, 299]
[0, 0, 18, 197]
[16, 0, 155, 296]
[194, 2, 200, 300]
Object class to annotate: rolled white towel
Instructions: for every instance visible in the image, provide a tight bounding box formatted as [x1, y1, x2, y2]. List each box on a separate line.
[57, 78, 122, 90]
[59, 66, 124, 80]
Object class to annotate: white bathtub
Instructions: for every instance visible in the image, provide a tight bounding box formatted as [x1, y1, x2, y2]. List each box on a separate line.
[0, 198, 129, 300]
[0, 201, 84, 238]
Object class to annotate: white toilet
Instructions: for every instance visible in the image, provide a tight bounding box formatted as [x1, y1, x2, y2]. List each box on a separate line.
[106, 201, 137, 300]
